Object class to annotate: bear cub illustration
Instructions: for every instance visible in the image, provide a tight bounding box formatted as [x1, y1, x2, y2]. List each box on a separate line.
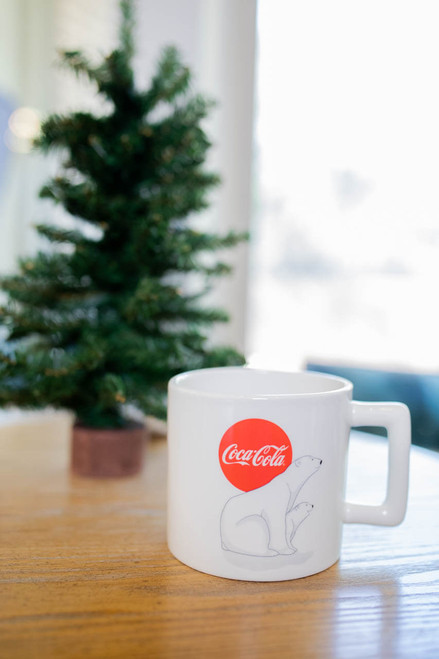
[286, 501, 314, 552]
[220, 455, 321, 557]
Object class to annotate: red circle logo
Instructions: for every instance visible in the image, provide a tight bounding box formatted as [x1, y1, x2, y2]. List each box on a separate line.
[219, 418, 292, 492]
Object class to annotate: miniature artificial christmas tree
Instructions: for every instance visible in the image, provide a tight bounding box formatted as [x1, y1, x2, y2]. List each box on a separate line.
[0, 0, 247, 448]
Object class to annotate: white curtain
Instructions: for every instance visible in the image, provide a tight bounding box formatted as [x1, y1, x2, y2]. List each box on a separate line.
[0, 0, 257, 353]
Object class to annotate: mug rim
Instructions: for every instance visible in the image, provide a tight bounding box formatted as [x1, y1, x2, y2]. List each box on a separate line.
[169, 366, 353, 400]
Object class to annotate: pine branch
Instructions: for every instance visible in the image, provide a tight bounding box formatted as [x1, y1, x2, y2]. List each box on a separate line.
[200, 347, 246, 368]
[35, 113, 105, 152]
[99, 50, 135, 101]
[0, 341, 83, 408]
[40, 177, 133, 225]
[58, 48, 138, 112]
[129, 227, 247, 278]
[171, 228, 249, 253]
[5, 252, 80, 288]
[59, 50, 102, 87]
[1, 304, 95, 338]
[142, 46, 191, 113]
[122, 277, 230, 327]
[35, 224, 94, 247]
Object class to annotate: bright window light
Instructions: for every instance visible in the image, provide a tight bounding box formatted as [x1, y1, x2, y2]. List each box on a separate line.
[247, 0, 439, 372]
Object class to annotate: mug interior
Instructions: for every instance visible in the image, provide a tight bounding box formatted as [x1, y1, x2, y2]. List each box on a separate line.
[170, 367, 352, 399]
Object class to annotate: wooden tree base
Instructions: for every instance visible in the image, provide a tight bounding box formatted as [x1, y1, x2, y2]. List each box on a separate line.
[71, 423, 146, 477]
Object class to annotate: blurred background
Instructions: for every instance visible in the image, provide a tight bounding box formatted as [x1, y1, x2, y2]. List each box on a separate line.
[1, 0, 439, 449]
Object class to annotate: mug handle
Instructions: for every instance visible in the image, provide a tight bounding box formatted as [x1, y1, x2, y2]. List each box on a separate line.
[343, 401, 411, 526]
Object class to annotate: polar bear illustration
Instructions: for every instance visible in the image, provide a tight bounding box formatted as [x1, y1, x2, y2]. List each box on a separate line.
[220, 455, 322, 557]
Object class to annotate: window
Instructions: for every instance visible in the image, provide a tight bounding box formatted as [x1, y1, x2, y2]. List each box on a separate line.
[247, 0, 439, 374]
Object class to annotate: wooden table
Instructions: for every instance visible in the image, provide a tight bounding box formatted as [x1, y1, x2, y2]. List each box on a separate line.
[1, 412, 438, 658]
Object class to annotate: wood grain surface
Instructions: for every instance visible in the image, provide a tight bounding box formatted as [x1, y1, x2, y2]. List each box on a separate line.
[0, 412, 438, 659]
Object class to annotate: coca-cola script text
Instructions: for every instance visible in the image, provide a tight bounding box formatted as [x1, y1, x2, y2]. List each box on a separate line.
[221, 443, 289, 467]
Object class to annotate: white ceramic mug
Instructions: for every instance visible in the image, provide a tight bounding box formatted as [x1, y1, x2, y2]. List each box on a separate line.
[167, 367, 411, 581]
